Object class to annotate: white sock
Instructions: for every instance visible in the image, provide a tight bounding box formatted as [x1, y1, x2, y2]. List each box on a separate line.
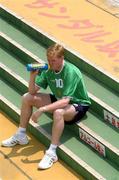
[16, 127, 26, 137]
[47, 144, 57, 155]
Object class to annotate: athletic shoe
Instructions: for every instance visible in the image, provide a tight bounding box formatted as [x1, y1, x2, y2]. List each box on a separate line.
[1, 134, 29, 147]
[38, 150, 58, 169]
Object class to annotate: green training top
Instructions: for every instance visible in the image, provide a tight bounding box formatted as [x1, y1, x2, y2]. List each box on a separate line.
[35, 61, 91, 105]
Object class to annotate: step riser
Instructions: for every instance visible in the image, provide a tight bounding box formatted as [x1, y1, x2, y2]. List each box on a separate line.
[0, 5, 119, 95]
[0, 67, 27, 94]
[90, 97, 119, 130]
[0, 97, 105, 180]
[0, 34, 35, 64]
[68, 123, 119, 167]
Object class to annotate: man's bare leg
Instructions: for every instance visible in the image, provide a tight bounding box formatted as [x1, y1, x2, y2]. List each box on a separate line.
[19, 93, 33, 128]
[20, 92, 52, 127]
[1, 92, 52, 147]
[38, 105, 77, 169]
[51, 105, 77, 145]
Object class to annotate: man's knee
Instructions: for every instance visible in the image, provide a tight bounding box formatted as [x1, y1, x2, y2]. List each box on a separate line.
[53, 109, 64, 120]
[22, 92, 34, 104]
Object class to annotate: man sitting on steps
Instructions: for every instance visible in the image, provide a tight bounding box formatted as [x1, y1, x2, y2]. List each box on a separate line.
[1, 43, 91, 169]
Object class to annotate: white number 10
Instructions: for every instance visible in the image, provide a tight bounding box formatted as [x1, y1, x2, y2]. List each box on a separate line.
[55, 79, 63, 88]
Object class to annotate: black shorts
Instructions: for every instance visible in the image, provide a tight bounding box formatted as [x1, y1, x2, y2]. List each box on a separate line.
[50, 94, 89, 125]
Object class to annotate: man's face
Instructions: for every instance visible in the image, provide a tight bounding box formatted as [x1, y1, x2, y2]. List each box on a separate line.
[47, 55, 64, 71]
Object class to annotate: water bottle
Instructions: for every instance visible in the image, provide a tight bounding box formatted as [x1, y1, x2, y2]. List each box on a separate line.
[26, 63, 48, 71]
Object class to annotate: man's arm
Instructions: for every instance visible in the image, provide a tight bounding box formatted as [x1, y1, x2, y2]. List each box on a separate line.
[40, 97, 70, 113]
[28, 70, 40, 95]
[31, 97, 70, 123]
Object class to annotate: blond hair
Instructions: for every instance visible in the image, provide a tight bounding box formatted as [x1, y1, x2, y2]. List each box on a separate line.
[47, 43, 64, 58]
